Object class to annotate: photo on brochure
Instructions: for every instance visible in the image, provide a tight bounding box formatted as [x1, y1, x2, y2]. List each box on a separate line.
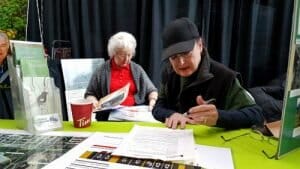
[93, 83, 130, 112]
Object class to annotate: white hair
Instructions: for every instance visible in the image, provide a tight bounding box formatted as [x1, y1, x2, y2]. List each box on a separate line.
[107, 32, 137, 58]
[0, 32, 9, 42]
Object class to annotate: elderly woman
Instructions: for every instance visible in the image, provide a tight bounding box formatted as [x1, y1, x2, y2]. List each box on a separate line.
[0, 32, 14, 119]
[85, 32, 158, 120]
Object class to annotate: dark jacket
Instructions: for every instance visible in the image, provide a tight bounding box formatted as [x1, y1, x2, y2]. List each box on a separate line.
[152, 52, 264, 129]
[0, 59, 14, 119]
[249, 75, 285, 122]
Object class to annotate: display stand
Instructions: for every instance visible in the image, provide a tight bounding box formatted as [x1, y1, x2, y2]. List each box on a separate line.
[7, 40, 63, 134]
[276, 0, 300, 158]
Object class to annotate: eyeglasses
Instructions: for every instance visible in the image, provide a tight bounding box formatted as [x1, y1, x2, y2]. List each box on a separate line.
[169, 51, 193, 61]
[221, 129, 278, 159]
[0, 43, 8, 48]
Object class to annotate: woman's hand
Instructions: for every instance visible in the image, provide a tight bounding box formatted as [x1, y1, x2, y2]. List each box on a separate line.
[148, 99, 156, 111]
[85, 96, 99, 110]
[148, 91, 158, 111]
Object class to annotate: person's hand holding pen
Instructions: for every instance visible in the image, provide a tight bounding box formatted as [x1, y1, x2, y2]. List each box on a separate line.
[186, 96, 218, 126]
[165, 96, 217, 129]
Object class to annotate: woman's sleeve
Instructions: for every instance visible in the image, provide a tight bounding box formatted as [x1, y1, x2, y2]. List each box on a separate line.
[84, 67, 102, 99]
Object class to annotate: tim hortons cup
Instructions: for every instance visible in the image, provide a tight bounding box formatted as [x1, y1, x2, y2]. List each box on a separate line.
[70, 99, 93, 128]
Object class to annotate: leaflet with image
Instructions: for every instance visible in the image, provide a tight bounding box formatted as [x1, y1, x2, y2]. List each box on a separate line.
[94, 83, 130, 112]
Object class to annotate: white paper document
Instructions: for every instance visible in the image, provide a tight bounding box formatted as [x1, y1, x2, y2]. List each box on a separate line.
[113, 125, 195, 161]
[108, 105, 159, 122]
[194, 145, 234, 169]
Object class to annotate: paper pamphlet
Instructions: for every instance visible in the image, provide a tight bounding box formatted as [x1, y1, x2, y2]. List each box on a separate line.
[94, 83, 130, 112]
[10, 40, 45, 66]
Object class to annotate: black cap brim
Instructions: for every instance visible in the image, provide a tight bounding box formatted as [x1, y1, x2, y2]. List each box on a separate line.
[162, 39, 195, 61]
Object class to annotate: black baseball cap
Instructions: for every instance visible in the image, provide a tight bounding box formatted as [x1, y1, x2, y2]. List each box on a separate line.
[162, 17, 200, 60]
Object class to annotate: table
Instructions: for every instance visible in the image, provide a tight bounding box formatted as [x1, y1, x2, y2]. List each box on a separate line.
[0, 119, 299, 169]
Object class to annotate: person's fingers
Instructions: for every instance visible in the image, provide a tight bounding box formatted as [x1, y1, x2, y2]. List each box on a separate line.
[180, 120, 186, 129]
[187, 118, 196, 124]
[196, 95, 206, 105]
[165, 118, 170, 127]
[171, 119, 178, 129]
[92, 101, 99, 110]
[189, 104, 212, 113]
[148, 105, 153, 111]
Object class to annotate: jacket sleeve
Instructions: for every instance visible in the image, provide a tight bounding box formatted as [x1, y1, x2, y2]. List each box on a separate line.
[84, 66, 102, 99]
[217, 78, 264, 129]
[137, 64, 157, 94]
[216, 105, 264, 129]
[152, 82, 176, 122]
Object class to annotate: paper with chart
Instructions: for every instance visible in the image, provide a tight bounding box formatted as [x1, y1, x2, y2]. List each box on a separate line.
[113, 125, 195, 161]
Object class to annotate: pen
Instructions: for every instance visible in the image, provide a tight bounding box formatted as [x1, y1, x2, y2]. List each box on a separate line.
[184, 98, 216, 115]
[205, 98, 216, 104]
[166, 154, 184, 158]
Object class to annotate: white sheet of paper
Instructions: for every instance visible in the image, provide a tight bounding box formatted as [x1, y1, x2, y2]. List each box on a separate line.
[108, 105, 159, 122]
[113, 125, 195, 161]
[194, 145, 234, 169]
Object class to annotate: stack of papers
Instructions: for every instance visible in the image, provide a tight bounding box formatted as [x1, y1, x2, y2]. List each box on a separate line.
[43, 126, 234, 169]
[108, 105, 159, 122]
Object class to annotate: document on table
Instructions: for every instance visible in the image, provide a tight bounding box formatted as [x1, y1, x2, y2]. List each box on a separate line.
[42, 132, 234, 169]
[108, 105, 159, 122]
[194, 145, 234, 169]
[113, 125, 195, 161]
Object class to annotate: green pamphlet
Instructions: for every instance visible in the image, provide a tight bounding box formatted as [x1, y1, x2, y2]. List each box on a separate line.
[20, 58, 49, 77]
[10, 40, 45, 66]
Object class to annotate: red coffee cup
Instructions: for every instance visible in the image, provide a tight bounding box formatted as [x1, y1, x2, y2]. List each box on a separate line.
[70, 99, 93, 128]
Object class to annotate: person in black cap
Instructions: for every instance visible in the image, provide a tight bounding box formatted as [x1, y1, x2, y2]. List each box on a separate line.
[152, 17, 264, 129]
